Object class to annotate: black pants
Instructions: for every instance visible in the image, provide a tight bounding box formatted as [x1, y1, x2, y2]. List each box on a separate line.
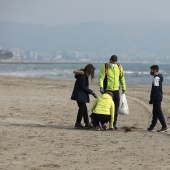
[91, 113, 111, 127]
[76, 101, 89, 125]
[112, 90, 120, 127]
[150, 100, 167, 128]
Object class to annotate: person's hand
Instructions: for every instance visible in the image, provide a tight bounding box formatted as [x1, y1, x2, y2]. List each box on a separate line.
[100, 88, 104, 94]
[92, 92, 97, 98]
[122, 90, 126, 94]
[149, 100, 153, 104]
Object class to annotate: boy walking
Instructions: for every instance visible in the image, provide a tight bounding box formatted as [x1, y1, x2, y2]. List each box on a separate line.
[148, 65, 169, 132]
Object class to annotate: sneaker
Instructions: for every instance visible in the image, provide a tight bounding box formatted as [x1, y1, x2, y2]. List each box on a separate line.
[95, 125, 101, 131]
[75, 123, 84, 129]
[147, 127, 155, 132]
[157, 127, 169, 132]
[85, 123, 93, 129]
[114, 126, 118, 130]
[102, 123, 108, 130]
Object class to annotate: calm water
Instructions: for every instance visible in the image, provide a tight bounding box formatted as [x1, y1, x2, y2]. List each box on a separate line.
[0, 63, 170, 86]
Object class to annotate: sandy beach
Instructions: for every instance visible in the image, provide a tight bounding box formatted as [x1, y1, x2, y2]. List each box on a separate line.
[0, 76, 170, 170]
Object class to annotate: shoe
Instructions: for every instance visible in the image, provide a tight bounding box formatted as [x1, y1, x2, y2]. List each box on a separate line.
[147, 127, 155, 132]
[114, 126, 118, 130]
[95, 125, 101, 131]
[102, 123, 107, 130]
[157, 127, 169, 132]
[85, 123, 93, 129]
[75, 123, 84, 129]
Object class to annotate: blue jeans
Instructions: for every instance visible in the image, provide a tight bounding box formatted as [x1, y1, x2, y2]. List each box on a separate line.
[150, 100, 167, 128]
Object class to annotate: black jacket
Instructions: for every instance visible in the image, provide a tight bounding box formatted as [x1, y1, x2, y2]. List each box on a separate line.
[71, 74, 93, 103]
[150, 74, 163, 101]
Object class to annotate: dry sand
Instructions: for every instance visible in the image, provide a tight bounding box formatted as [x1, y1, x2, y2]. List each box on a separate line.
[0, 76, 170, 170]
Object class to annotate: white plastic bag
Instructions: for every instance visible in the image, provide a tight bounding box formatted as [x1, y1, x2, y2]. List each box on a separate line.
[118, 93, 129, 115]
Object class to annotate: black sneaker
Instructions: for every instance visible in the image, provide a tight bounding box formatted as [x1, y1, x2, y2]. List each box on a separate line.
[147, 127, 155, 132]
[157, 127, 169, 132]
[114, 126, 118, 130]
[95, 125, 101, 131]
[75, 123, 84, 129]
[85, 123, 93, 129]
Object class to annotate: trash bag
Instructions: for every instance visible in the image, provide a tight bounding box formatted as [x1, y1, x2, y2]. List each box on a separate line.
[118, 93, 129, 115]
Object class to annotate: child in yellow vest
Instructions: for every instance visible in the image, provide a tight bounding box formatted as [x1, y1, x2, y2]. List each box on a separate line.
[91, 91, 115, 130]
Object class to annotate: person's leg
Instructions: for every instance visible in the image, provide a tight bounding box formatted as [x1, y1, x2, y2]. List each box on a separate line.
[76, 101, 84, 124]
[82, 103, 90, 126]
[91, 113, 101, 130]
[91, 113, 100, 126]
[113, 90, 120, 129]
[149, 101, 158, 129]
[155, 100, 167, 128]
[100, 115, 111, 125]
[75, 101, 85, 128]
[100, 115, 111, 130]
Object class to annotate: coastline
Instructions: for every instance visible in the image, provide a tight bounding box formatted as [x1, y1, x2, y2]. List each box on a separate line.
[0, 76, 170, 170]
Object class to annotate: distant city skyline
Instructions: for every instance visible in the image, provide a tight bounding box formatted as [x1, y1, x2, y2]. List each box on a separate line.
[1, 46, 170, 64]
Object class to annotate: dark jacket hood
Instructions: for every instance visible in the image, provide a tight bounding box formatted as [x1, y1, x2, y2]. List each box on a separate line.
[73, 69, 84, 79]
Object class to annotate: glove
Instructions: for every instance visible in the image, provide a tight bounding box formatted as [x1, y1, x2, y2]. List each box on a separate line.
[122, 90, 126, 94]
[149, 100, 153, 104]
[92, 92, 97, 98]
[100, 88, 104, 94]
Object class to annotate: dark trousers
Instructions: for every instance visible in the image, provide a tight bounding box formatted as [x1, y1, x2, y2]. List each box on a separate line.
[91, 113, 111, 127]
[112, 90, 120, 127]
[150, 100, 167, 128]
[76, 101, 89, 124]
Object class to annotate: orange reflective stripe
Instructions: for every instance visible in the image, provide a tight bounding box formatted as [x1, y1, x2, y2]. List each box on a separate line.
[117, 63, 122, 73]
[105, 63, 108, 75]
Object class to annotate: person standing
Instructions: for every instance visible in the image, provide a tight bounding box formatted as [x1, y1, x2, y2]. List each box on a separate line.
[71, 64, 97, 128]
[148, 65, 169, 132]
[99, 55, 126, 129]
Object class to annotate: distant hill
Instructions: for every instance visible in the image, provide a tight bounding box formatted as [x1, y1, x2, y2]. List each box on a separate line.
[0, 21, 170, 57]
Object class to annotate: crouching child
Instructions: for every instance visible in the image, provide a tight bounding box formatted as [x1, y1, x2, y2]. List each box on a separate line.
[90, 91, 115, 131]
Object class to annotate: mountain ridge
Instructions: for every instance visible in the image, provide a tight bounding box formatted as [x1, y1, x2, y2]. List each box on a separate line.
[0, 21, 169, 57]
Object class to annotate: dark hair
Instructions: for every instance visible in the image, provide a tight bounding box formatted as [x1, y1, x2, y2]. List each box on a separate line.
[110, 55, 118, 62]
[150, 65, 159, 72]
[105, 90, 113, 98]
[84, 64, 95, 80]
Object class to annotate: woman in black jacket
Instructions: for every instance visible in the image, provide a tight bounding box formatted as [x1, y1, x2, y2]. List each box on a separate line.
[71, 64, 97, 128]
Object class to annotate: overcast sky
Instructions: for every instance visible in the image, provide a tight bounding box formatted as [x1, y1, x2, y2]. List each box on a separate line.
[0, 0, 170, 26]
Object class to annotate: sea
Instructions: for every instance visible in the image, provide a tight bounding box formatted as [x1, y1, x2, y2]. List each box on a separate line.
[0, 63, 170, 86]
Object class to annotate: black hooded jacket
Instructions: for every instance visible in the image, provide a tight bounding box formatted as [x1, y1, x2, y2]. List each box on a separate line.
[71, 74, 93, 103]
[150, 74, 163, 101]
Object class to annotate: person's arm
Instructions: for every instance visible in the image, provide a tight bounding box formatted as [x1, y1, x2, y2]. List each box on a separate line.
[150, 76, 162, 102]
[119, 66, 126, 91]
[91, 98, 98, 112]
[149, 85, 153, 104]
[99, 65, 105, 88]
[109, 102, 115, 129]
[79, 75, 93, 94]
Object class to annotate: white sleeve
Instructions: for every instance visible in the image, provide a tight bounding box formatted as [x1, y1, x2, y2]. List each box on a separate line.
[153, 77, 160, 86]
